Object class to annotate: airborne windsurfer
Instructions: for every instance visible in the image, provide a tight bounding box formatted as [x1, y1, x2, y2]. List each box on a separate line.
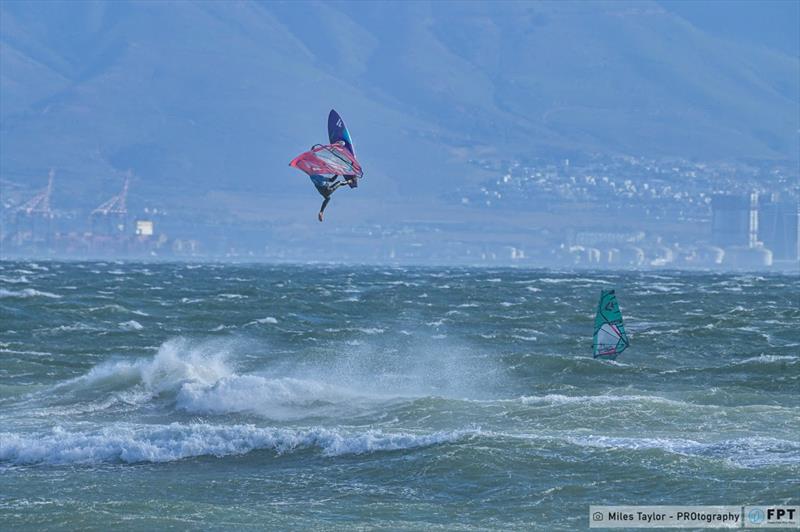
[288, 110, 363, 222]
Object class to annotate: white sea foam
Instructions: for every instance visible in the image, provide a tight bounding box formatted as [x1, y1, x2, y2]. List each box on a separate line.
[567, 435, 800, 468]
[357, 327, 384, 335]
[647, 283, 684, 292]
[0, 275, 30, 284]
[119, 320, 144, 331]
[49, 323, 96, 333]
[0, 348, 52, 357]
[518, 394, 687, 407]
[242, 316, 278, 326]
[384, 281, 418, 287]
[0, 288, 61, 299]
[539, 277, 611, 284]
[735, 354, 798, 365]
[0, 424, 471, 465]
[89, 304, 127, 313]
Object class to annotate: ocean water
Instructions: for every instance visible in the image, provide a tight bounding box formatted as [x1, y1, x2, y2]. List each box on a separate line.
[1, 261, 798, 530]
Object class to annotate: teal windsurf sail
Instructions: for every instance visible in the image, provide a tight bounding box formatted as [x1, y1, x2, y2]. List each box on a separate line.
[592, 289, 629, 360]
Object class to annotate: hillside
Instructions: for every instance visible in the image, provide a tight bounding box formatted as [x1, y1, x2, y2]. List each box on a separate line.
[1, 0, 797, 216]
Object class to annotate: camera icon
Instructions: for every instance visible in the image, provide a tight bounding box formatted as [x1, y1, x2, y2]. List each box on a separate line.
[593, 512, 604, 522]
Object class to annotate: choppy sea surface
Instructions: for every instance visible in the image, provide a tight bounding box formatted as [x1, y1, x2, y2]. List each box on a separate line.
[1, 261, 798, 530]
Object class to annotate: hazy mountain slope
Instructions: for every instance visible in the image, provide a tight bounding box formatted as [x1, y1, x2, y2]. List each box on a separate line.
[0, 2, 454, 205]
[1, 0, 797, 214]
[659, 0, 799, 57]
[331, 0, 797, 158]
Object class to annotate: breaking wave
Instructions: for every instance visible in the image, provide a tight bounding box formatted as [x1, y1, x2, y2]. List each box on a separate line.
[119, 320, 144, 331]
[43, 338, 394, 420]
[517, 393, 687, 407]
[0, 424, 472, 465]
[0, 288, 61, 299]
[566, 434, 800, 468]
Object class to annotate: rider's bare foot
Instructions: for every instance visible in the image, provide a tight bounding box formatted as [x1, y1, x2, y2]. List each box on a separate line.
[318, 212, 324, 222]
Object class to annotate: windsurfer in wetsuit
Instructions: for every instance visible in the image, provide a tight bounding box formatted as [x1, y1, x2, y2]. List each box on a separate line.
[310, 174, 355, 221]
[309, 140, 359, 222]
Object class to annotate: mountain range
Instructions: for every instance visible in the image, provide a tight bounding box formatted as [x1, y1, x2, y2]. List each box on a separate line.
[1, 0, 797, 218]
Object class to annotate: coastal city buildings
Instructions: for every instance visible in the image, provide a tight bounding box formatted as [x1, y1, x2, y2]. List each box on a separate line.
[1, 157, 797, 269]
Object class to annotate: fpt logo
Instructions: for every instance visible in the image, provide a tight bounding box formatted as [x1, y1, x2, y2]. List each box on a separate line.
[744, 506, 799, 528]
[767, 507, 797, 522]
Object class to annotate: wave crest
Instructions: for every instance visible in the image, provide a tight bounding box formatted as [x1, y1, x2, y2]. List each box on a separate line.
[49, 338, 376, 419]
[0, 424, 471, 465]
[0, 288, 61, 299]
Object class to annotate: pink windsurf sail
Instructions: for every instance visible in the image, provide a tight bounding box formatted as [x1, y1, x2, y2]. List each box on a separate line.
[289, 143, 363, 178]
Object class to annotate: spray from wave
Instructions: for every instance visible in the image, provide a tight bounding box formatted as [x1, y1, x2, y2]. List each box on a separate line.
[42, 338, 412, 420]
[28, 332, 507, 423]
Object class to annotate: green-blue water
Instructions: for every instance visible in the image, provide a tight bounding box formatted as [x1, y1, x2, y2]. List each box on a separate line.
[1, 261, 798, 530]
